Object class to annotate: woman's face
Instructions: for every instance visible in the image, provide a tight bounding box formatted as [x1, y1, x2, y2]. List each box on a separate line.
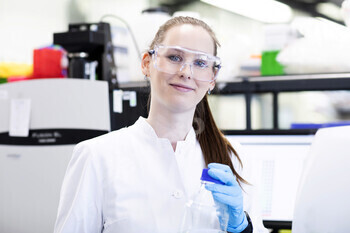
[142, 24, 217, 114]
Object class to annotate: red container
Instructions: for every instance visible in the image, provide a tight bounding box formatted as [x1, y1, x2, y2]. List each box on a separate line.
[33, 47, 67, 78]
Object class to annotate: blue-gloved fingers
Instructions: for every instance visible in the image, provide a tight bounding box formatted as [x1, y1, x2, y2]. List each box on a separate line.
[211, 191, 243, 208]
[205, 183, 228, 193]
[205, 183, 241, 196]
[206, 183, 242, 198]
[208, 168, 237, 186]
[208, 163, 233, 174]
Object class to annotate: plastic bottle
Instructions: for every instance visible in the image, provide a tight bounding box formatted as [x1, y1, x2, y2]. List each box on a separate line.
[180, 168, 229, 233]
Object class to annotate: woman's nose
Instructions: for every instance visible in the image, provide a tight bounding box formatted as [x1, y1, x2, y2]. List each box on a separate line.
[179, 63, 193, 79]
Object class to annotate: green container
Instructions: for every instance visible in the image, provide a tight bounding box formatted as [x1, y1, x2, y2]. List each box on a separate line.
[261, 50, 284, 76]
[0, 78, 7, 85]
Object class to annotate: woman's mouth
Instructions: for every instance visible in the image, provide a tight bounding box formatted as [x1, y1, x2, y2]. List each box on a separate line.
[170, 83, 195, 92]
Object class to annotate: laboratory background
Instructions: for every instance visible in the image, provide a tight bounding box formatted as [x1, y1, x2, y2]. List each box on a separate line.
[1, 0, 350, 232]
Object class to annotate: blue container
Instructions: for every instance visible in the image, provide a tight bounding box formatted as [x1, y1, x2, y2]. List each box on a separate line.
[291, 122, 350, 129]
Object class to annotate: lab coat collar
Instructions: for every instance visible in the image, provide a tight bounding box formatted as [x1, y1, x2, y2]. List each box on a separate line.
[133, 116, 197, 151]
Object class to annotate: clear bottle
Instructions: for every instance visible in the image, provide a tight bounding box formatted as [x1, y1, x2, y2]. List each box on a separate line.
[180, 168, 229, 233]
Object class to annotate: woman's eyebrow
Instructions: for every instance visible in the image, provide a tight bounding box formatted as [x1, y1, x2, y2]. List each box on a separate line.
[168, 48, 185, 54]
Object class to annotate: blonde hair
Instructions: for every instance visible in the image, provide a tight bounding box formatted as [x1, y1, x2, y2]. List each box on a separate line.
[149, 16, 220, 56]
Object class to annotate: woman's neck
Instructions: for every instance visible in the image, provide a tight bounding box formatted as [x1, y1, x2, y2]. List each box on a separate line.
[146, 106, 195, 151]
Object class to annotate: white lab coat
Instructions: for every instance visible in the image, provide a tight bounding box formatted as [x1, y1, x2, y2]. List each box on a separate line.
[54, 117, 268, 233]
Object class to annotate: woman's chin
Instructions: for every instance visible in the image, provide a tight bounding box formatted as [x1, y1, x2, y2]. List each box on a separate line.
[162, 99, 198, 113]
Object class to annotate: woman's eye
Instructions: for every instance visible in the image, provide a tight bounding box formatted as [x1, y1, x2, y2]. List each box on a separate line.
[194, 59, 208, 68]
[167, 55, 182, 62]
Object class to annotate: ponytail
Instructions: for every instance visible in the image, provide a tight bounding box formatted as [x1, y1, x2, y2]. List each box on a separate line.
[193, 96, 248, 187]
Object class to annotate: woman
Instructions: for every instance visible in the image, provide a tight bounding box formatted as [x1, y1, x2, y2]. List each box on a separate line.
[54, 16, 267, 233]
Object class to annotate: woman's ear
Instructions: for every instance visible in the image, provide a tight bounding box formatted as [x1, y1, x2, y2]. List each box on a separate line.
[141, 52, 151, 77]
[209, 80, 216, 92]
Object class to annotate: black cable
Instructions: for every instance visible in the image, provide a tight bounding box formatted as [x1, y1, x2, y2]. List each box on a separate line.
[100, 14, 142, 61]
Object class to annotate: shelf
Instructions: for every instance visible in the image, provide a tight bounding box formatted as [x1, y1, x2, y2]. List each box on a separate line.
[222, 129, 318, 135]
[115, 73, 350, 93]
[117, 81, 149, 89]
[214, 73, 350, 94]
[213, 73, 350, 131]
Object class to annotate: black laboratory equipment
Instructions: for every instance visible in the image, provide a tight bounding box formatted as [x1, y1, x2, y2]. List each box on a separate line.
[53, 22, 118, 89]
[54, 22, 149, 131]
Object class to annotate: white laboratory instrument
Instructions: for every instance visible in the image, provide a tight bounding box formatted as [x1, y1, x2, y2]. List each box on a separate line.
[292, 126, 350, 233]
[0, 79, 110, 233]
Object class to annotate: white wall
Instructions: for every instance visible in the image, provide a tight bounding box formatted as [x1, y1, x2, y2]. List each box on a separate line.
[0, 0, 70, 63]
[0, 0, 149, 65]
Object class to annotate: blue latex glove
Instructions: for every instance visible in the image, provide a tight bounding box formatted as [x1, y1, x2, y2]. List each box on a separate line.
[205, 163, 248, 233]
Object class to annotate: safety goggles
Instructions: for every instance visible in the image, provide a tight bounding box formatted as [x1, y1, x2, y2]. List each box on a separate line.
[148, 45, 221, 82]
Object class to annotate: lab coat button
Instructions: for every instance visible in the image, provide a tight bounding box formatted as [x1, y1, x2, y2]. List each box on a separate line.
[172, 190, 184, 199]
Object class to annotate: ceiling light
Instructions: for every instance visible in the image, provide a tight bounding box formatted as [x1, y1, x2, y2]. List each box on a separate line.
[201, 0, 293, 23]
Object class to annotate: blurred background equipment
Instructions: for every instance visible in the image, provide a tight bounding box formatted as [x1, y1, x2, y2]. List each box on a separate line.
[292, 126, 350, 232]
[342, 0, 350, 25]
[68, 52, 98, 80]
[261, 24, 299, 76]
[277, 17, 350, 74]
[53, 22, 117, 88]
[33, 45, 68, 79]
[0, 79, 110, 233]
[0, 62, 33, 84]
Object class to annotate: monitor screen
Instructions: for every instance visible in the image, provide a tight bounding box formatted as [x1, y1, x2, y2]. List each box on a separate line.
[226, 135, 313, 222]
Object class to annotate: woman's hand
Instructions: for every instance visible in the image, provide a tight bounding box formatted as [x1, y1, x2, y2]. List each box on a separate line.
[205, 163, 248, 233]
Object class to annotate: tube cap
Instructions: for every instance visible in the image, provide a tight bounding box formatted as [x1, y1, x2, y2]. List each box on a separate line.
[201, 168, 225, 185]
